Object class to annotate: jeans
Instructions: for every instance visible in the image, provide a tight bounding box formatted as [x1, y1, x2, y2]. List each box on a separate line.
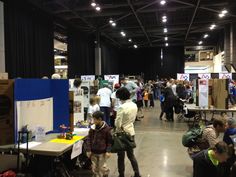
[117, 143, 140, 177]
[100, 107, 111, 126]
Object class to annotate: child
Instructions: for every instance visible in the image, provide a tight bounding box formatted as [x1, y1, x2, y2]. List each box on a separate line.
[143, 88, 149, 108]
[86, 111, 112, 177]
[88, 97, 100, 123]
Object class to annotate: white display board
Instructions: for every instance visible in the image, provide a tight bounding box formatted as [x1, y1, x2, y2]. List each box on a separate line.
[73, 91, 84, 123]
[81, 75, 95, 81]
[16, 98, 53, 134]
[198, 73, 211, 79]
[81, 81, 90, 108]
[219, 73, 232, 79]
[198, 79, 208, 108]
[104, 75, 119, 84]
[177, 73, 190, 81]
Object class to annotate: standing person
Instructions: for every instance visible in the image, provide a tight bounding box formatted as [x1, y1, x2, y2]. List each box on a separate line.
[96, 84, 112, 126]
[120, 77, 139, 102]
[115, 87, 141, 177]
[143, 88, 149, 109]
[171, 80, 177, 96]
[193, 141, 229, 177]
[87, 97, 100, 124]
[163, 87, 176, 122]
[111, 83, 121, 128]
[86, 111, 112, 177]
[136, 86, 144, 120]
[147, 80, 154, 108]
[159, 86, 165, 120]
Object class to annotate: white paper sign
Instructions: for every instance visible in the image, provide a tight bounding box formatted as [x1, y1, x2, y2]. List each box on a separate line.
[71, 140, 83, 159]
[35, 126, 46, 142]
[104, 75, 119, 84]
[73, 90, 84, 123]
[81, 75, 95, 81]
[177, 73, 190, 81]
[198, 79, 208, 108]
[198, 73, 211, 79]
[219, 73, 232, 79]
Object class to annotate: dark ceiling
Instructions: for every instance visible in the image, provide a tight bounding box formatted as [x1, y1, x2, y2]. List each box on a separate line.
[29, 0, 236, 48]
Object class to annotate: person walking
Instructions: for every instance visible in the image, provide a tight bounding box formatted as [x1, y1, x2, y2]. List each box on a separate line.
[115, 87, 141, 177]
[96, 84, 112, 126]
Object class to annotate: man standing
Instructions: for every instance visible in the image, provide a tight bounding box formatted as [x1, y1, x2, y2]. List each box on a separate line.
[96, 84, 112, 126]
[120, 77, 139, 102]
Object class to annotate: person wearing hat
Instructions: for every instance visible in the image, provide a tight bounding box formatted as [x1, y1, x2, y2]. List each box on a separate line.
[110, 83, 121, 127]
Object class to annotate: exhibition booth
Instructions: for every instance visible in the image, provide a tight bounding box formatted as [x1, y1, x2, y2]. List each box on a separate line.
[0, 74, 120, 175]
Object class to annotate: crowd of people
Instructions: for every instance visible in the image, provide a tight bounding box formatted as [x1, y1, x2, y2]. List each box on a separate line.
[83, 77, 236, 177]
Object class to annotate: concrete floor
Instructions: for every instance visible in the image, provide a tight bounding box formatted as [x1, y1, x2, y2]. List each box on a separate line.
[74, 102, 193, 177]
[106, 106, 193, 177]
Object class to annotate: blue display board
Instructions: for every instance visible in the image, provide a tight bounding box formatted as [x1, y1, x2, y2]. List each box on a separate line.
[14, 79, 69, 133]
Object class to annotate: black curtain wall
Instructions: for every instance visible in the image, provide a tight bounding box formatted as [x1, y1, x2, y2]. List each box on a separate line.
[67, 30, 95, 78]
[4, 1, 54, 78]
[101, 41, 119, 74]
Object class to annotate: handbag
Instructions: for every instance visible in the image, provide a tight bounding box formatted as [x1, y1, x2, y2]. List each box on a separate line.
[111, 130, 136, 153]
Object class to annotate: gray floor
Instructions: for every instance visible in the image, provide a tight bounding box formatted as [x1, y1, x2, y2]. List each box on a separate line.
[106, 104, 193, 177]
[74, 102, 194, 177]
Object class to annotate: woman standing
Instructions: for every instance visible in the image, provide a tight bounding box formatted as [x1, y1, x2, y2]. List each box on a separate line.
[115, 87, 141, 177]
[163, 87, 176, 121]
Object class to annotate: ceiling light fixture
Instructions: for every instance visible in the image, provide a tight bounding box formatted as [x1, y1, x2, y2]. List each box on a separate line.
[91, 1, 96, 7]
[164, 28, 168, 33]
[162, 18, 167, 23]
[160, 0, 166, 5]
[120, 31, 126, 37]
[209, 24, 216, 30]
[111, 22, 116, 27]
[162, 15, 167, 19]
[203, 34, 209, 38]
[128, 38, 132, 42]
[134, 44, 138, 48]
[165, 43, 169, 47]
[109, 19, 114, 24]
[95, 6, 101, 11]
[198, 41, 203, 45]
[219, 13, 225, 18]
[165, 37, 168, 41]
[222, 10, 228, 14]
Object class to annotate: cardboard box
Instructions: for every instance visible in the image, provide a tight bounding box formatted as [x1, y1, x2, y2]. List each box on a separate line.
[212, 79, 229, 109]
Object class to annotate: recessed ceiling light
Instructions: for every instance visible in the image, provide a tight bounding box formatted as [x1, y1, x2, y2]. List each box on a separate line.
[164, 28, 168, 33]
[128, 38, 132, 42]
[111, 22, 116, 27]
[109, 19, 114, 24]
[209, 24, 216, 30]
[95, 6, 101, 11]
[160, 0, 166, 5]
[91, 2, 96, 7]
[165, 37, 168, 41]
[222, 10, 228, 14]
[165, 43, 169, 47]
[162, 18, 167, 23]
[203, 34, 209, 38]
[219, 13, 225, 18]
[162, 15, 167, 19]
[120, 31, 126, 37]
[134, 44, 138, 48]
[198, 41, 203, 45]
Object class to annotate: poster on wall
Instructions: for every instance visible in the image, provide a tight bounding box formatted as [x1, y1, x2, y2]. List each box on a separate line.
[198, 79, 208, 108]
[177, 73, 190, 81]
[16, 98, 53, 134]
[104, 75, 119, 84]
[198, 73, 211, 79]
[219, 73, 232, 79]
[81, 75, 95, 81]
[73, 90, 84, 123]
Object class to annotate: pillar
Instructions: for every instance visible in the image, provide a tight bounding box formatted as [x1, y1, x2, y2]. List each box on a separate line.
[95, 31, 101, 75]
[0, 1, 5, 73]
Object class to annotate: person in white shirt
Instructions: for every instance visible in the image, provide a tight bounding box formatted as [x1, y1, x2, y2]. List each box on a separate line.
[111, 83, 121, 127]
[88, 97, 100, 124]
[96, 84, 112, 126]
[115, 87, 141, 177]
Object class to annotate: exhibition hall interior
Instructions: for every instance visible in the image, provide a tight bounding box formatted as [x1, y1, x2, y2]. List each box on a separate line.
[1, 0, 236, 177]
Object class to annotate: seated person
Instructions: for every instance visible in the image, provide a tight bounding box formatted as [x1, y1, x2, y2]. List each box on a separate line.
[193, 141, 229, 177]
[224, 118, 236, 146]
[202, 117, 227, 149]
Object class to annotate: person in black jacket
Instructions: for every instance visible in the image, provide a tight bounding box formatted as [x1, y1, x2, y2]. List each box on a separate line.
[193, 141, 229, 177]
[86, 111, 112, 177]
[163, 87, 176, 121]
